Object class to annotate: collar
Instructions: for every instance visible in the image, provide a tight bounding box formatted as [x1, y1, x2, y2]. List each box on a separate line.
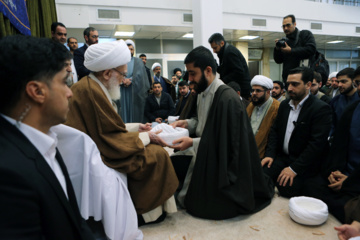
[286, 27, 299, 39]
[1, 114, 57, 157]
[289, 93, 310, 110]
[89, 73, 113, 106]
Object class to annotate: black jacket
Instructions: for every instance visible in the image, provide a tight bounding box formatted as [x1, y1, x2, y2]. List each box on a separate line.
[217, 43, 251, 98]
[274, 28, 316, 83]
[74, 45, 91, 80]
[0, 116, 94, 240]
[184, 85, 274, 220]
[265, 94, 332, 176]
[144, 92, 175, 122]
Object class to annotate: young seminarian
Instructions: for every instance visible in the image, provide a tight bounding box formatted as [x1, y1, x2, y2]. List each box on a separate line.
[0, 35, 95, 240]
[170, 46, 274, 220]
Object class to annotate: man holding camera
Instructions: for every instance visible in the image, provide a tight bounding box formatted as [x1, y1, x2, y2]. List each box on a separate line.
[274, 14, 316, 85]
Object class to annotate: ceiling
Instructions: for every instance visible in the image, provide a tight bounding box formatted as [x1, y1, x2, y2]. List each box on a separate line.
[66, 24, 360, 51]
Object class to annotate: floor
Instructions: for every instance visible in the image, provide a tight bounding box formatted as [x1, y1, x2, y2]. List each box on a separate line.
[140, 192, 341, 240]
[139, 147, 341, 240]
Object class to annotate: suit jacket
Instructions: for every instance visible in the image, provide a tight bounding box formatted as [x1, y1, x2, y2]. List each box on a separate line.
[151, 76, 176, 102]
[0, 116, 94, 240]
[217, 43, 251, 98]
[265, 94, 332, 176]
[144, 92, 175, 122]
[74, 44, 90, 80]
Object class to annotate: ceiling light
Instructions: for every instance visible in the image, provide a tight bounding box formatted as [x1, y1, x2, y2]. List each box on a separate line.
[182, 33, 193, 38]
[114, 31, 134, 37]
[357, 46, 360, 48]
[327, 40, 344, 44]
[239, 36, 259, 40]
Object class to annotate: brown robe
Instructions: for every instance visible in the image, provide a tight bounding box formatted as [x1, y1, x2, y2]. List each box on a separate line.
[246, 99, 280, 159]
[65, 76, 178, 214]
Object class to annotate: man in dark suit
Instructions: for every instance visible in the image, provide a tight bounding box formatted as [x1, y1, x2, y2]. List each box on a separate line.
[145, 82, 175, 123]
[208, 33, 251, 99]
[261, 67, 332, 198]
[0, 35, 94, 239]
[74, 27, 99, 80]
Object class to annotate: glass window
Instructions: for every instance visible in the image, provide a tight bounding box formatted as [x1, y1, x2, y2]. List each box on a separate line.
[329, 61, 338, 73]
[339, 61, 350, 70]
[352, 51, 360, 59]
[326, 50, 351, 59]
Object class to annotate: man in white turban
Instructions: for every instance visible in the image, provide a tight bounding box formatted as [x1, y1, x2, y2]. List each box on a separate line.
[118, 39, 150, 123]
[65, 40, 178, 226]
[326, 71, 340, 99]
[246, 75, 280, 158]
[151, 62, 176, 103]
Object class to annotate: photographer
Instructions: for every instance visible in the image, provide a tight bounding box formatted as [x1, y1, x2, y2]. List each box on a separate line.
[274, 14, 316, 85]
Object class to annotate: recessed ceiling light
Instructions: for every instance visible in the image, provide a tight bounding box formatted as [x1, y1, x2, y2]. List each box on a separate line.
[357, 46, 360, 48]
[327, 40, 344, 44]
[182, 33, 193, 38]
[239, 36, 259, 40]
[114, 31, 135, 37]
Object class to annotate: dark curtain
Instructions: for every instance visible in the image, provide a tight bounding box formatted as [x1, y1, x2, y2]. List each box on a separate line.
[0, 0, 57, 38]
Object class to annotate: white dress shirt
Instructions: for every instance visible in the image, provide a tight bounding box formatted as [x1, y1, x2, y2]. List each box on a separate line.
[1, 114, 68, 199]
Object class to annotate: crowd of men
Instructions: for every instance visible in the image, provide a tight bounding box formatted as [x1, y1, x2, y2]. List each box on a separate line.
[1, 16, 360, 240]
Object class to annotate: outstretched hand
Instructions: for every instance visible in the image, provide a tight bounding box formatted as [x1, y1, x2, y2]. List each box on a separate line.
[148, 130, 168, 147]
[138, 123, 152, 132]
[170, 137, 193, 151]
[170, 120, 188, 129]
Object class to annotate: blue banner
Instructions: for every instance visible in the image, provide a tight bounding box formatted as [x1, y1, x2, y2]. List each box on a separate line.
[0, 0, 31, 35]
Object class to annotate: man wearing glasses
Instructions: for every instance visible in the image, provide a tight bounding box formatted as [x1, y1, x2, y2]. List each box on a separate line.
[246, 75, 280, 159]
[262, 67, 331, 198]
[274, 15, 316, 84]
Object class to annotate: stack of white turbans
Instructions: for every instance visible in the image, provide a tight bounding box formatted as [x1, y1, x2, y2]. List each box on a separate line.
[125, 39, 135, 48]
[152, 62, 161, 71]
[289, 196, 328, 225]
[151, 123, 189, 146]
[328, 72, 338, 79]
[251, 75, 273, 90]
[84, 40, 130, 72]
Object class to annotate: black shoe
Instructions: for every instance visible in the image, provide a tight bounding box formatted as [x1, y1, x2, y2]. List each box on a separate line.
[138, 211, 167, 227]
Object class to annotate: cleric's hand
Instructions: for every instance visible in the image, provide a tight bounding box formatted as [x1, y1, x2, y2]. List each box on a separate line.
[138, 123, 152, 132]
[148, 130, 168, 147]
[170, 137, 193, 151]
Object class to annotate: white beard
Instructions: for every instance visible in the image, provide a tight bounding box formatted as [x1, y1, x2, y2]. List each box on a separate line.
[107, 75, 121, 101]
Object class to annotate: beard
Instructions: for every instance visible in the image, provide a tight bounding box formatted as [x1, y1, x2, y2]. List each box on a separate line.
[252, 93, 266, 106]
[340, 85, 354, 95]
[288, 89, 307, 102]
[107, 75, 121, 101]
[271, 91, 282, 99]
[195, 72, 209, 94]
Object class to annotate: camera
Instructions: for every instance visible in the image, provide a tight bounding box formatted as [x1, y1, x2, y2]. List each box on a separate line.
[276, 37, 288, 48]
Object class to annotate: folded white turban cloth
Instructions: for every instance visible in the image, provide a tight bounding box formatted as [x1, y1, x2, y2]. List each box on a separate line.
[151, 123, 189, 146]
[125, 39, 135, 48]
[84, 40, 130, 72]
[152, 62, 161, 71]
[329, 72, 338, 79]
[251, 75, 273, 90]
[289, 196, 328, 226]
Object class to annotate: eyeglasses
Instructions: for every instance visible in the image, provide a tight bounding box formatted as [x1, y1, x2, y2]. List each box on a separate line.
[282, 23, 293, 29]
[112, 68, 127, 78]
[251, 89, 267, 93]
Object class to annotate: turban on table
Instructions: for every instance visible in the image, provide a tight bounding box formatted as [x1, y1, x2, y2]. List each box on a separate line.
[84, 40, 130, 72]
[251, 75, 273, 90]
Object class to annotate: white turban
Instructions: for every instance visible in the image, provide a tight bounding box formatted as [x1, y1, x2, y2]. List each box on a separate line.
[84, 40, 130, 72]
[125, 39, 135, 48]
[328, 72, 338, 79]
[152, 62, 161, 71]
[251, 75, 273, 90]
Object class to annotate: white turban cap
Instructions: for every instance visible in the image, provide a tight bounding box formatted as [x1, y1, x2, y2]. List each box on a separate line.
[251, 75, 273, 90]
[328, 72, 338, 79]
[84, 40, 130, 72]
[152, 62, 161, 71]
[125, 39, 135, 48]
